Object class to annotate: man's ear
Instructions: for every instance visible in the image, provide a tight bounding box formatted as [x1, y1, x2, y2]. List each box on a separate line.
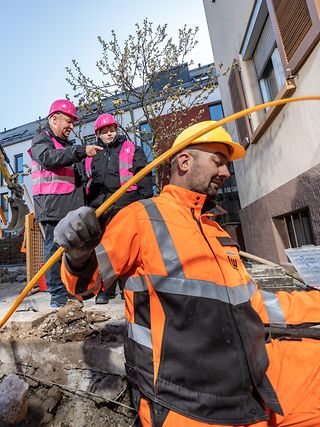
[177, 152, 191, 172]
[49, 114, 57, 127]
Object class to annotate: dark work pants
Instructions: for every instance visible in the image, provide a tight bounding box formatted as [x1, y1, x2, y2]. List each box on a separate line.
[42, 221, 74, 305]
[101, 278, 124, 296]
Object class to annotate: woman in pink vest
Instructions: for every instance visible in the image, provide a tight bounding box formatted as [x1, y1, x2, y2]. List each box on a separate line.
[86, 113, 153, 304]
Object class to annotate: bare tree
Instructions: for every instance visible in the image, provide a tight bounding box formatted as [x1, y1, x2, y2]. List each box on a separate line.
[66, 18, 226, 190]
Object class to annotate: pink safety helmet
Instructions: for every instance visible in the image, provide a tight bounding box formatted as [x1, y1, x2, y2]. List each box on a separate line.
[94, 113, 118, 135]
[48, 99, 79, 121]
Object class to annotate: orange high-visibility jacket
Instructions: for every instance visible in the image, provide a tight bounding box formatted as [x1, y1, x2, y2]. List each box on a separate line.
[61, 185, 320, 425]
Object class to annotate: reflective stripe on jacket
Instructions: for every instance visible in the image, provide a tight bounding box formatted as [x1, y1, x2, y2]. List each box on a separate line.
[84, 156, 93, 195]
[62, 185, 283, 424]
[29, 133, 75, 196]
[253, 288, 320, 327]
[85, 140, 137, 195]
[118, 140, 138, 190]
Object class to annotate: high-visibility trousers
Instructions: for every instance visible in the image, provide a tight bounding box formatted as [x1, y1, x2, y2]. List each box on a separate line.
[138, 338, 320, 427]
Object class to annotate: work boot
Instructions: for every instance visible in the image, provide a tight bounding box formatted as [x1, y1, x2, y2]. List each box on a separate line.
[95, 292, 117, 304]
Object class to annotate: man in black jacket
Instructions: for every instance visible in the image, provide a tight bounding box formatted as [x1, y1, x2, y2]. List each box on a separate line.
[86, 113, 153, 303]
[30, 99, 102, 308]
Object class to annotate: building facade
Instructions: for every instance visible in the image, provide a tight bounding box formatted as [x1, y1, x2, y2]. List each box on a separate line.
[0, 63, 225, 227]
[203, 0, 320, 263]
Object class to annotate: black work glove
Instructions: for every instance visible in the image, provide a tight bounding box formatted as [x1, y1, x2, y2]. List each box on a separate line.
[54, 207, 101, 269]
[54, 205, 117, 269]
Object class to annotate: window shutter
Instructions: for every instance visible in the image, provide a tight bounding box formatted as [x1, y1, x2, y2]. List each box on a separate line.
[267, 0, 320, 75]
[253, 16, 276, 78]
[228, 65, 252, 146]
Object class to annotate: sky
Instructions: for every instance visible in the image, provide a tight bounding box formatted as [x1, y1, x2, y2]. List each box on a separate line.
[0, 0, 213, 131]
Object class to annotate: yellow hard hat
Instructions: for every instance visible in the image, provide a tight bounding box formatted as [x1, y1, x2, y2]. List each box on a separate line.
[172, 121, 246, 160]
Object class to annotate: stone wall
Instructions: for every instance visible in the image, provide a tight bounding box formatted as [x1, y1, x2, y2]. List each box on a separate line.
[0, 236, 26, 265]
[0, 266, 27, 284]
[240, 163, 320, 264]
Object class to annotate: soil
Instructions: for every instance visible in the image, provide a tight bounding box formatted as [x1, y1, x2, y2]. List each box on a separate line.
[0, 301, 110, 342]
[4, 384, 136, 427]
[0, 301, 137, 426]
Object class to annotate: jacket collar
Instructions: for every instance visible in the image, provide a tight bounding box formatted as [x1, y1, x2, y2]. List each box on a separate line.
[97, 134, 126, 149]
[161, 185, 207, 218]
[46, 126, 71, 146]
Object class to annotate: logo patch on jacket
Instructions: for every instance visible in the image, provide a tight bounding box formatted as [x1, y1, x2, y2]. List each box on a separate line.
[226, 251, 239, 270]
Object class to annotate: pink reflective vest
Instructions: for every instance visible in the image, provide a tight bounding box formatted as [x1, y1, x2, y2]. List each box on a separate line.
[29, 133, 75, 196]
[85, 139, 138, 195]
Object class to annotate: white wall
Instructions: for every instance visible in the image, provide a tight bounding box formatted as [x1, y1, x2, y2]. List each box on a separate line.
[236, 44, 320, 207]
[203, 0, 255, 142]
[203, 0, 320, 208]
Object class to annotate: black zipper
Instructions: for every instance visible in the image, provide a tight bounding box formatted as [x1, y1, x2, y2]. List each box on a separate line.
[192, 209, 266, 397]
[191, 208, 223, 271]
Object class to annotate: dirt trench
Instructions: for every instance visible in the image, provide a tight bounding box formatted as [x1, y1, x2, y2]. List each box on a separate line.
[1, 382, 136, 427]
[0, 302, 137, 426]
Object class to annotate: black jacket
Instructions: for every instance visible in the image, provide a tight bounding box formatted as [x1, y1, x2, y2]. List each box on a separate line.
[31, 127, 87, 222]
[87, 134, 153, 210]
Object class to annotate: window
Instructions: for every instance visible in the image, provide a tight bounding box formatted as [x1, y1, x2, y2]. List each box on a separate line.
[83, 135, 96, 145]
[139, 122, 153, 163]
[251, 14, 286, 103]
[239, 1, 297, 140]
[267, 0, 320, 76]
[227, 0, 320, 144]
[14, 154, 23, 183]
[0, 193, 8, 221]
[139, 122, 157, 193]
[242, 0, 320, 84]
[277, 209, 315, 248]
[209, 102, 224, 121]
[258, 47, 286, 102]
[217, 162, 241, 221]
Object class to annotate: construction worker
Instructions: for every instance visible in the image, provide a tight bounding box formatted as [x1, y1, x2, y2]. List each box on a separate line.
[54, 121, 320, 426]
[29, 99, 102, 309]
[86, 113, 153, 304]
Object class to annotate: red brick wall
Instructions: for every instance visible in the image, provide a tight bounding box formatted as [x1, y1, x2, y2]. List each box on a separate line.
[152, 104, 212, 187]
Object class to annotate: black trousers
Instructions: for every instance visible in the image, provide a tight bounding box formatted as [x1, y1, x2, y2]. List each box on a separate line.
[100, 278, 124, 296]
[42, 221, 74, 305]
